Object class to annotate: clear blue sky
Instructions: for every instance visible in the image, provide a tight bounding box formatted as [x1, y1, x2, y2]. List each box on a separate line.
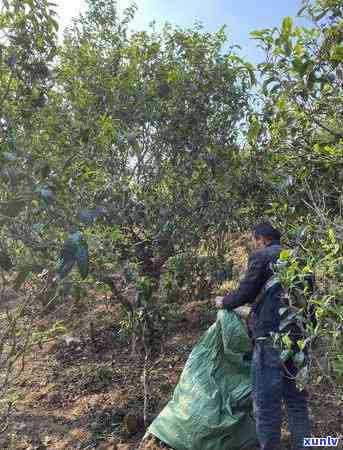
[56, 0, 308, 64]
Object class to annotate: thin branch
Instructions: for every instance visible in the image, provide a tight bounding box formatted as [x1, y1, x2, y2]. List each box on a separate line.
[311, 116, 343, 140]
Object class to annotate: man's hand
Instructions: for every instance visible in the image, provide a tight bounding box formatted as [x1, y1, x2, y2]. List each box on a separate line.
[214, 296, 225, 309]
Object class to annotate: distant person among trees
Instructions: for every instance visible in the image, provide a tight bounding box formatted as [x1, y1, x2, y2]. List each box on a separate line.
[215, 222, 311, 450]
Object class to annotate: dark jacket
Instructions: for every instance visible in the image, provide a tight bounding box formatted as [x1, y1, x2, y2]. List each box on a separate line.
[223, 241, 282, 339]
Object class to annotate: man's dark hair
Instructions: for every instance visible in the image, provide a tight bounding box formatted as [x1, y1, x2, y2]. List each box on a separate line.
[252, 222, 281, 241]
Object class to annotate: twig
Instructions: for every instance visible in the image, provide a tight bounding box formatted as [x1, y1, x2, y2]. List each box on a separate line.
[143, 352, 149, 426]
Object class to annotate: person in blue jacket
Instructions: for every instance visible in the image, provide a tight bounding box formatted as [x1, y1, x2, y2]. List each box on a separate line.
[215, 222, 311, 450]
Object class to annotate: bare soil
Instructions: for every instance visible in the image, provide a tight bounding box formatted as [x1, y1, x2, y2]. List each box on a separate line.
[1, 239, 342, 449]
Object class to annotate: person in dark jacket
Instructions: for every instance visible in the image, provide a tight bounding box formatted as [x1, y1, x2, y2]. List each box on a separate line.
[214, 222, 310, 450]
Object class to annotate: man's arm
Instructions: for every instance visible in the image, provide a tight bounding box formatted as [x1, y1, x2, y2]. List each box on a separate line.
[221, 251, 267, 310]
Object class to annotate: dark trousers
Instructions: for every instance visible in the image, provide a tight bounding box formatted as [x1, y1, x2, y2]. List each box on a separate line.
[252, 342, 311, 450]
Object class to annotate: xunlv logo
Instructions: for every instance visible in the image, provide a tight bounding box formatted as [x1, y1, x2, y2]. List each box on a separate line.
[304, 436, 340, 447]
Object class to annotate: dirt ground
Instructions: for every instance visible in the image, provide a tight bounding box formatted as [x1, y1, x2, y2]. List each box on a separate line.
[0, 296, 215, 450]
[1, 238, 342, 449]
[1, 295, 342, 450]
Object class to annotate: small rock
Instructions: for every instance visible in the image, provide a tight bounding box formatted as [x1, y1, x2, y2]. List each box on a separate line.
[64, 335, 82, 345]
[47, 391, 61, 405]
[43, 436, 52, 445]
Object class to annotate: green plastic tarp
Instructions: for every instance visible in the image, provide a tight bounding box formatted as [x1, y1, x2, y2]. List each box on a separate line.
[145, 310, 258, 450]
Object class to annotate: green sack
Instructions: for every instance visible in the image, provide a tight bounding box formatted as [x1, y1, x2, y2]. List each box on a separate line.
[145, 310, 257, 450]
